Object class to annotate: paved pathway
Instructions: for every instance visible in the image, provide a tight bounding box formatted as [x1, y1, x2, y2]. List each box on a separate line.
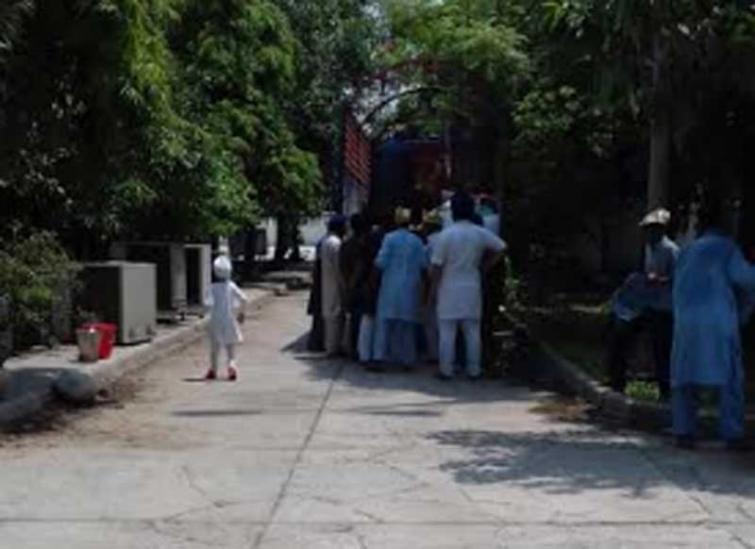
[0, 295, 754, 548]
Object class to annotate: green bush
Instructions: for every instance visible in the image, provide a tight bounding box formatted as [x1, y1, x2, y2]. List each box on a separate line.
[0, 231, 79, 350]
[625, 381, 661, 403]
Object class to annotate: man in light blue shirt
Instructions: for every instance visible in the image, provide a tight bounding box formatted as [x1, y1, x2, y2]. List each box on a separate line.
[373, 208, 428, 368]
[608, 208, 680, 397]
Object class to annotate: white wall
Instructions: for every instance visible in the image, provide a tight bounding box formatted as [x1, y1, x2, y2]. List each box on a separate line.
[262, 215, 330, 249]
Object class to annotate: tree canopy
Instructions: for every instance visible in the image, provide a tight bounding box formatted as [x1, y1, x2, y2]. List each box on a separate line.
[2, 0, 755, 264]
[368, 0, 755, 277]
[0, 0, 380, 252]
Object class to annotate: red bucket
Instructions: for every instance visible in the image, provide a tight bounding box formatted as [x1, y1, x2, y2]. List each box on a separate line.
[82, 323, 117, 360]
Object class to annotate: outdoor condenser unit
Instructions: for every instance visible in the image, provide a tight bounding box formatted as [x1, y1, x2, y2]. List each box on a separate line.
[185, 243, 212, 313]
[110, 242, 188, 318]
[79, 262, 157, 345]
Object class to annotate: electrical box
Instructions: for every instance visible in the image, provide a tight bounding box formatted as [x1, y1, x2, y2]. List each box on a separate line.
[79, 262, 157, 345]
[111, 242, 188, 319]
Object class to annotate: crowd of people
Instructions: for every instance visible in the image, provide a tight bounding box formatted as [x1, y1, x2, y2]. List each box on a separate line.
[307, 191, 507, 380]
[306, 190, 755, 449]
[608, 198, 755, 450]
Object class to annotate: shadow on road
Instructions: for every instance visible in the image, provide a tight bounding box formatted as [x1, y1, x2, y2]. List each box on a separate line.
[286, 343, 537, 405]
[428, 428, 755, 499]
[171, 409, 263, 418]
[281, 333, 309, 353]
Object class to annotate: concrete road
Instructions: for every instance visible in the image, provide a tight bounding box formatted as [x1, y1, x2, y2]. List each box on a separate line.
[1, 295, 754, 548]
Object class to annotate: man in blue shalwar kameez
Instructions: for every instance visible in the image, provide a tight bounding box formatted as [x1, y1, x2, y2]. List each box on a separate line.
[374, 208, 428, 368]
[671, 203, 755, 450]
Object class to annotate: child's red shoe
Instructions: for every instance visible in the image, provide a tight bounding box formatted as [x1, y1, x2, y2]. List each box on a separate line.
[227, 366, 238, 381]
[204, 369, 217, 380]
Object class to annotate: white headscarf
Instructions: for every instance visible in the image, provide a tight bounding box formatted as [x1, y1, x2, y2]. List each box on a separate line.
[213, 255, 232, 280]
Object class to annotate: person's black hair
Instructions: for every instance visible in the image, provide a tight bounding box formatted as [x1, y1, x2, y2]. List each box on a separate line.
[328, 215, 347, 233]
[451, 191, 476, 222]
[698, 193, 727, 233]
[350, 213, 369, 235]
[480, 196, 498, 210]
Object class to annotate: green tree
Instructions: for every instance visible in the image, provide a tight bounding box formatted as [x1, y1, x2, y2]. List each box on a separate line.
[274, 0, 379, 156]
[542, 1, 755, 209]
[0, 0, 33, 66]
[172, 0, 322, 227]
[382, 0, 531, 194]
[0, 0, 247, 247]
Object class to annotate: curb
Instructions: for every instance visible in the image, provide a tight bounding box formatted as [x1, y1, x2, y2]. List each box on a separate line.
[0, 291, 275, 427]
[534, 341, 669, 429]
[0, 388, 54, 428]
[502, 310, 669, 430]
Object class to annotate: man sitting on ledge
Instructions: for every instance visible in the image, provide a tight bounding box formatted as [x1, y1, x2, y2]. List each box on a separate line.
[607, 208, 679, 399]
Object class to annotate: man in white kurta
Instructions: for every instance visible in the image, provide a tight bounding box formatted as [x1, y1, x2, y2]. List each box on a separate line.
[431, 193, 507, 379]
[320, 216, 347, 356]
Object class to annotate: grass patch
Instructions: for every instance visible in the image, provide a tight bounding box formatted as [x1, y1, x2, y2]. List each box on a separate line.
[523, 298, 609, 384]
[521, 292, 755, 406]
[625, 381, 660, 403]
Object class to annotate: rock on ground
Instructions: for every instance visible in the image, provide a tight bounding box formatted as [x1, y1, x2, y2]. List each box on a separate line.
[53, 370, 97, 405]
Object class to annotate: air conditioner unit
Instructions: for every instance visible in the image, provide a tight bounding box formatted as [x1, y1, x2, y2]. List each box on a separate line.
[110, 242, 188, 319]
[79, 262, 157, 345]
[185, 243, 212, 314]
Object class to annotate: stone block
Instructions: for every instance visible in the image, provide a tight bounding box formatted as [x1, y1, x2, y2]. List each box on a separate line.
[54, 370, 97, 405]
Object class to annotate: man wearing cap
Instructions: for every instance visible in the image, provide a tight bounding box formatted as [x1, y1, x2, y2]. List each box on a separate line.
[373, 207, 428, 368]
[321, 215, 348, 356]
[608, 208, 680, 397]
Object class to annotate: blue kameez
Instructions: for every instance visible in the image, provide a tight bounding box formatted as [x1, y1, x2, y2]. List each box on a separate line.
[374, 228, 427, 365]
[671, 231, 755, 440]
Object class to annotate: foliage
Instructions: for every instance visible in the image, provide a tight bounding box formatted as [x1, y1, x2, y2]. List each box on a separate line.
[0, 0, 354, 247]
[0, 0, 33, 66]
[625, 381, 660, 403]
[541, 0, 755, 202]
[0, 230, 79, 350]
[0, 0, 212, 242]
[382, 0, 531, 125]
[172, 0, 325, 222]
[273, 0, 380, 153]
[2, 0, 753, 262]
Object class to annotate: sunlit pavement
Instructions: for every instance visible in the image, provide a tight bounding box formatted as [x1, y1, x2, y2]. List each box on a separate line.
[0, 294, 754, 548]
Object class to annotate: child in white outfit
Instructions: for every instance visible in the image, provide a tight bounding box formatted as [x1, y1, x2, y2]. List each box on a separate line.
[205, 255, 248, 381]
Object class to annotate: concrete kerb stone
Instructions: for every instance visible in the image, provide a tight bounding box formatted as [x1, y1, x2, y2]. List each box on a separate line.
[85, 290, 275, 392]
[533, 340, 670, 429]
[0, 390, 53, 427]
[85, 317, 211, 391]
[0, 291, 274, 427]
[501, 309, 668, 429]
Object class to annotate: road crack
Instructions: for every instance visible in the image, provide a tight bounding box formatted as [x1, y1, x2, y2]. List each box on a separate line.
[251, 358, 346, 548]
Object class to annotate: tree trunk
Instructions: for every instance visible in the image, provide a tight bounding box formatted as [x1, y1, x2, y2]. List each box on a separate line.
[493, 135, 508, 238]
[243, 228, 258, 281]
[742, 168, 755, 251]
[274, 217, 289, 265]
[648, 110, 671, 210]
[290, 226, 302, 263]
[647, 35, 671, 210]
